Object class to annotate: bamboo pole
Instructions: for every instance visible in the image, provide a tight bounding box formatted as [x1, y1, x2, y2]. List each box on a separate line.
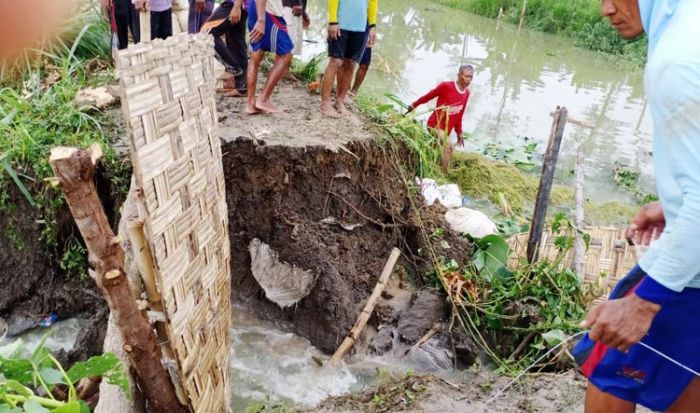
[572, 146, 586, 280]
[519, 0, 528, 29]
[527, 106, 568, 263]
[49, 146, 188, 413]
[329, 248, 401, 367]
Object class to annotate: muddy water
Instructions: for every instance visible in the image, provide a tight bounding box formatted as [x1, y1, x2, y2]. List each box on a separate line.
[301, 0, 654, 204]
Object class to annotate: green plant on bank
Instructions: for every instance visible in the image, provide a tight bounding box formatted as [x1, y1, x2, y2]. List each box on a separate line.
[0, 10, 127, 278]
[437, 213, 594, 374]
[0, 336, 128, 412]
[290, 53, 325, 84]
[433, 0, 648, 66]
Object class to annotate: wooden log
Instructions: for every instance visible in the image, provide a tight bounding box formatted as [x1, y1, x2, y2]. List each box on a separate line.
[527, 106, 568, 263]
[49, 147, 188, 413]
[329, 248, 401, 367]
[572, 146, 586, 280]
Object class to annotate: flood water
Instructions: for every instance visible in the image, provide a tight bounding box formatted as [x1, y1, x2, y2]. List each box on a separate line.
[302, 0, 654, 205]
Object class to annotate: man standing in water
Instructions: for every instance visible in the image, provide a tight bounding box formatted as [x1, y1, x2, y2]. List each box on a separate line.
[405, 65, 473, 172]
[574, 1, 700, 412]
[320, 0, 378, 117]
[246, 0, 294, 114]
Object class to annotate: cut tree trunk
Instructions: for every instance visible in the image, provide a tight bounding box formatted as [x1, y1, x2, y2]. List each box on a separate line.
[49, 146, 188, 413]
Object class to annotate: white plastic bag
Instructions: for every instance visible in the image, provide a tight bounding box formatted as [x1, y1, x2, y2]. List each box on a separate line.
[416, 178, 463, 209]
[445, 207, 498, 238]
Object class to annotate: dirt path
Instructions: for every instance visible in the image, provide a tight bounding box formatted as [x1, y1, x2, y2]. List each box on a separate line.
[217, 79, 374, 150]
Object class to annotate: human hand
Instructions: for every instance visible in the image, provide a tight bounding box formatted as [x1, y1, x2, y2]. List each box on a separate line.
[230, 4, 242, 24]
[328, 24, 340, 40]
[456, 135, 465, 147]
[626, 201, 665, 246]
[582, 294, 660, 352]
[302, 13, 310, 29]
[195, 0, 205, 13]
[292, 5, 303, 16]
[367, 26, 376, 47]
[133, 0, 147, 11]
[250, 19, 265, 43]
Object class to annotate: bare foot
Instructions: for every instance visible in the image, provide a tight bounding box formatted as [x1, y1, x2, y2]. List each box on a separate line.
[256, 100, 280, 114]
[245, 103, 260, 114]
[321, 101, 340, 118]
[335, 100, 348, 115]
[344, 92, 355, 104]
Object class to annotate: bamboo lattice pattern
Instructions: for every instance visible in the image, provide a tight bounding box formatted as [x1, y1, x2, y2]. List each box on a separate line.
[509, 227, 641, 300]
[117, 33, 231, 413]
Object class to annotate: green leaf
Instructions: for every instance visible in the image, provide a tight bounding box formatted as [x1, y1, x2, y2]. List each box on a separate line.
[0, 358, 35, 384]
[39, 368, 64, 385]
[22, 399, 48, 413]
[66, 353, 128, 394]
[48, 401, 80, 413]
[3, 380, 33, 397]
[472, 234, 510, 278]
[0, 405, 23, 413]
[542, 330, 568, 347]
[1, 159, 35, 207]
[440, 240, 451, 250]
[77, 401, 90, 413]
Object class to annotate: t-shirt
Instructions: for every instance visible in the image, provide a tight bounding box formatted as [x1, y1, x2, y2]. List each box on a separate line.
[411, 81, 470, 136]
[633, 0, 700, 302]
[328, 0, 378, 32]
[265, 0, 284, 16]
[147, 0, 172, 12]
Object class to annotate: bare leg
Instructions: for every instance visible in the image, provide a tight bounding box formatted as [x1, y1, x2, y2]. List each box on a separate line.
[320, 57, 343, 117]
[351, 64, 369, 96]
[246, 50, 265, 114]
[441, 133, 453, 173]
[584, 383, 635, 413]
[667, 378, 700, 412]
[256, 53, 293, 113]
[335, 58, 355, 114]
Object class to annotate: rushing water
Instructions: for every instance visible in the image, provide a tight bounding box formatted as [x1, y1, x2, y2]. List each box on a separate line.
[302, 0, 654, 204]
[0, 317, 88, 356]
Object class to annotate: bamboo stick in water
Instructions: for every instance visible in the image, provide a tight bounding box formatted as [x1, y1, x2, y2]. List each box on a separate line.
[329, 248, 402, 367]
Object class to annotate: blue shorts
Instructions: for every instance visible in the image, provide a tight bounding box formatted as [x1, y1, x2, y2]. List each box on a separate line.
[360, 47, 372, 66]
[573, 266, 700, 411]
[247, 0, 293, 55]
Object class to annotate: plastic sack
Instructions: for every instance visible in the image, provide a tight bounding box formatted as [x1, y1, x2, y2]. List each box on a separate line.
[445, 207, 498, 238]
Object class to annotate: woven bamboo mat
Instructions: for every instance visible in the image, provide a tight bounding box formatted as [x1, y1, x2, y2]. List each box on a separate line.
[117, 33, 231, 413]
[508, 227, 641, 299]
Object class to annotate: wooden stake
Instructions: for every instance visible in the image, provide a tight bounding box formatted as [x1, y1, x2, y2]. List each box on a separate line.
[572, 146, 586, 280]
[329, 248, 401, 367]
[49, 147, 188, 413]
[527, 106, 568, 263]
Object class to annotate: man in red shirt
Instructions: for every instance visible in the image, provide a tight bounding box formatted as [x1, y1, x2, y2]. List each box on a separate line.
[406, 65, 473, 172]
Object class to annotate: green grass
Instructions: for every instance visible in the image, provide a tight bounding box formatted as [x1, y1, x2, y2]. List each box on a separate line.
[432, 0, 647, 65]
[0, 8, 126, 279]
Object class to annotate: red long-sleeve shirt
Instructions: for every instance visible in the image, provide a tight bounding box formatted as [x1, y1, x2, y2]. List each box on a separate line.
[411, 81, 470, 136]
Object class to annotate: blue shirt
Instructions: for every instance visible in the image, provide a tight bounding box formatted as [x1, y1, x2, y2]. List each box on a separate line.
[635, 0, 700, 302]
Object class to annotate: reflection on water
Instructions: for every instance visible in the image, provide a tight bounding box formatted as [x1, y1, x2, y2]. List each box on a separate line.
[302, 0, 654, 204]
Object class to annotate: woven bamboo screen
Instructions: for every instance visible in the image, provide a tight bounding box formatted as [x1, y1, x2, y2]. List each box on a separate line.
[117, 33, 231, 413]
[508, 227, 640, 299]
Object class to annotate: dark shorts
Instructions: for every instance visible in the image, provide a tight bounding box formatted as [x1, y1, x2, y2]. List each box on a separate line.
[573, 266, 700, 411]
[360, 47, 372, 66]
[328, 29, 368, 63]
[247, 0, 293, 55]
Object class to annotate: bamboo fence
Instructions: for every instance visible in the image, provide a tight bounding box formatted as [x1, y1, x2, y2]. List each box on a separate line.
[117, 33, 231, 413]
[509, 227, 641, 300]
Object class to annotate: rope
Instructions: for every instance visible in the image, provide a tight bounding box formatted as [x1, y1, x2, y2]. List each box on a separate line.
[476, 331, 700, 413]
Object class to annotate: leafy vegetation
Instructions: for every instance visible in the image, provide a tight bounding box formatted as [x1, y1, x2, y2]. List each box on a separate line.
[0, 336, 127, 412]
[0, 8, 127, 279]
[290, 53, 324, 84]
[438, 213, 595, 373]
[433, 0, 648, 65]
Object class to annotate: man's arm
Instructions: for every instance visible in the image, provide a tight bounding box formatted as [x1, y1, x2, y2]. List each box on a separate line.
[230, 0, 243, 24]
[250, 0, 266, 42]
[406, 83, 444, 113]
[367, 0, 378, 27]
[328, 0, 339, 24]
